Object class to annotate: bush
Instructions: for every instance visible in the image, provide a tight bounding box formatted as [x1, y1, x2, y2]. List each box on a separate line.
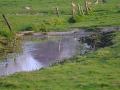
[68, 15, 84, 23]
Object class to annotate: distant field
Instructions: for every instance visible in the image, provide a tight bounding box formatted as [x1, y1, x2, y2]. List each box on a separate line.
[0, 0, 120, 34]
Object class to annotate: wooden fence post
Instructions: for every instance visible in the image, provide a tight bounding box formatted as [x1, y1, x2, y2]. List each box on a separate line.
[80, 5, 84, 15]
[56, 6, 60, 17]
[78, 4, 84, 15]
[2, 14, 12, 31]
[94, 0, 98, 4]
[88, 6, 92, 11]
[85, 0, 92, 14]
[78, 4, 81, 14]
[85, 0, 89, 14]
[72, 8, 76, 18]
[58, 39, 61, 51]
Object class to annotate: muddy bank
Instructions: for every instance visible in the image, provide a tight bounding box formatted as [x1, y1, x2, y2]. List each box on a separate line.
[19, 26, 120, 38]
[81, 31, 116, 49]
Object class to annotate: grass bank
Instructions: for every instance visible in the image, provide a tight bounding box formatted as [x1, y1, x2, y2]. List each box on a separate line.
[0, 35, 22, 62]
[0, 31, 120, 90]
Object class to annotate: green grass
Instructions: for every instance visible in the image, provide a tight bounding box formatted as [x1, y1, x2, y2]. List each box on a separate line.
[0, 0, 120, 34]
[0, 31, 120, 90]
[0, 0, 120, 89]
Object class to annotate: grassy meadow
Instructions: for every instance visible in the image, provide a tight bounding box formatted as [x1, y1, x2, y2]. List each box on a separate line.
[0, 0, 120, 90]
[0, 0, 120, 34]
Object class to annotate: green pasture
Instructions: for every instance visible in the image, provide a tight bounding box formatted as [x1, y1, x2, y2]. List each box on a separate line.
[0, 0, 120, 35]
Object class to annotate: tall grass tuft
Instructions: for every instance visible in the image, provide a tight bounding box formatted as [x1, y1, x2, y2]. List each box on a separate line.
[68, 15, 85, 23]
[0, 30, 15, 38]
[21, 18, 68, 32]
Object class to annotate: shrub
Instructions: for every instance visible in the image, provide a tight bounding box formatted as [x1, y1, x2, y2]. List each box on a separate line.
[68, 15, 84, 23]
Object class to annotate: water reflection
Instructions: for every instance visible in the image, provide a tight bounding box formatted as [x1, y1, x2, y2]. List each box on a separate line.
[31, 38, 78, 66]
[0, 37, 78, 76]
[0, 53, 42, 76]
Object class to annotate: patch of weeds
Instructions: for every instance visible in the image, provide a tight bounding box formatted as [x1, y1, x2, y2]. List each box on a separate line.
[68, 15, 85, 23]
[21, 18, 67, 32]
[21, 25, 33, 31]
[84, 31, 116, 49]
[40, 23, 48, 32]
[20, 83, 30, 88]
[0, 30, 15, 38]
[50, 18, 67, 26]
[87, 12, 97, 16]
[0, 81, 19, 88]
[21, 23, 47, 32]
[68, 17, 76, 23]
[117, 10, 120, 13]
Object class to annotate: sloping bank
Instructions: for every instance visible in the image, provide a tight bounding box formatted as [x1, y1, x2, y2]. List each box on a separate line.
[0, 28, 120, 90]
[0, 37, 22, 62]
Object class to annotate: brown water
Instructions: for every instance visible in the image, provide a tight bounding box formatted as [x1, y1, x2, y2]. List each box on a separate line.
[0, 37, 80, 76]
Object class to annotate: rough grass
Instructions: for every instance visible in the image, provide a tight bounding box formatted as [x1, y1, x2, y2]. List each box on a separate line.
[0, 0, 120, 89]
[0, 0, 120, 33]
[0, 31, 120, 90]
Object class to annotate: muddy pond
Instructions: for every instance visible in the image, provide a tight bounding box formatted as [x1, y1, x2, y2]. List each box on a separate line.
[0, 36, 91, 76]
[1, 26, 120, 76]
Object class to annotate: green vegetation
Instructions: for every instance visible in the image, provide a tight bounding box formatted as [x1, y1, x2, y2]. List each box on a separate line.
[84, 31, 116, 49]
[0, 37, 22, 61]
[0, 31, 120, 90]
[0, 30, 15, 38]
[0, 0, 120, 34]
[0, 0, 120, 89]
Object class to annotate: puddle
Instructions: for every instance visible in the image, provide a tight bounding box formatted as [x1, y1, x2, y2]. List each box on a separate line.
[0, 37, 81, 76]
[0, 27, 118, 76]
